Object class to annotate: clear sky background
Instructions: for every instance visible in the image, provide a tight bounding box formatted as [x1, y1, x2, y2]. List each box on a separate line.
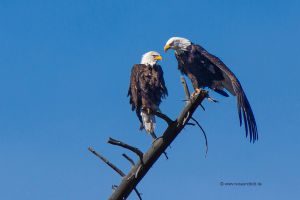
[0, 0, 299, 199]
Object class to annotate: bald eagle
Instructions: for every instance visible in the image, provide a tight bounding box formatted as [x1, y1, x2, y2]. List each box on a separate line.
[164, 37, 258, 143]
[128, 51, 168, 140]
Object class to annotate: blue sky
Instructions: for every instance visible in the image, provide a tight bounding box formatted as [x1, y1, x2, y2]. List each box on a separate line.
[0, 0, 299, 199]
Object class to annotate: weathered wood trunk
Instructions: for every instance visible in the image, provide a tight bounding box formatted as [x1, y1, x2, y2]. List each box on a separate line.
[108, 89, 208, 200]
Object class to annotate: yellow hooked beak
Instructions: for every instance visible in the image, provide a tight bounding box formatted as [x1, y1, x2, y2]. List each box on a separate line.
[164, 44, 170, 52]
[154, 55, 163, 61]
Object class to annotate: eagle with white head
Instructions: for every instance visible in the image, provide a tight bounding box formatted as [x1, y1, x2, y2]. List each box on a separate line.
[128, 51, 168, 140]
[164, 37, 258, 143]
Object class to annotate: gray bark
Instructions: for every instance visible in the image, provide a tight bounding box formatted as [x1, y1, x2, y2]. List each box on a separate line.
[108, 89, 208, 200]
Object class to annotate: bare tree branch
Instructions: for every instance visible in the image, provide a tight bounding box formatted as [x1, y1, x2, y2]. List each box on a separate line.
[181, 76, 205, 111]
[88, 147, 125, 176]
[89, 77, 209, 199]
[181, 76, 190, 101]
[190, 117, 209, 157]
[186, 122, 196, 126]
[207, 96, 218, 103]
[133, 188, 142, 200]
[122, 153, 135, 166]
[162, 150, 169, 160]
[88, 147, 143, 200]
[107, 138, 144, 164]
[107, 87, 208, 200]
[151, 110, 173, 125]
[141, 107, 173, 125]
[112, 185, 118, 192]
[199, 103, 206, 111]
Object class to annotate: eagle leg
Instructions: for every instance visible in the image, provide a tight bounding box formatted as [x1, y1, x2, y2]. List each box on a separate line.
[150, 131, 158, 141]
[141, 107, 153, 115]
[145, 107, 152, 115]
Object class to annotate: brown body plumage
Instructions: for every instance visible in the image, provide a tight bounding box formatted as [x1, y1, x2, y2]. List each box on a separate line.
[128, 64, 168, 131]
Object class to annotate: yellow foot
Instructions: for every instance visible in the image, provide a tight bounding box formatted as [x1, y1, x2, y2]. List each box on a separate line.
[191, 88, 201, 98]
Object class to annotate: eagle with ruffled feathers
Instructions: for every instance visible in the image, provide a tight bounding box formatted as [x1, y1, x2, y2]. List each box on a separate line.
[164, 37, 258, 143]
[128, 51, 168, 140]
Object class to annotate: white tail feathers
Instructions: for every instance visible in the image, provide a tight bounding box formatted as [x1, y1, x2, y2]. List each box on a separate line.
[141, 111, 156, 133]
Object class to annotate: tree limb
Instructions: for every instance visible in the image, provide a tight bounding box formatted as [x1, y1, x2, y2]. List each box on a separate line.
[141, 107, 173, 125]
[190, 117, 209, 157]
[151, 110, 173, 125]
[122, 153, 135, 166]
[181, 76, 205, 111]
[108, 88, 208, 200]
[108, 137, 144, 164]
[88, 147, 125, 176]
[88, 147, 142, 200]
[186, 122, 196, 126]
[181, 76, 190, 101]
[133, 188, 142, 200]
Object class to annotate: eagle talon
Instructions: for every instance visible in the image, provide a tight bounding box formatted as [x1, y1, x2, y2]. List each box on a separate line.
[141, 107, 152, 115]
[190, 88, 201, 98]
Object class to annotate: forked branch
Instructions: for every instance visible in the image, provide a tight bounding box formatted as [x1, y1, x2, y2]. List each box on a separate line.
[89, 77, 209, 200]
[190, 117, 209, 157]
[88, 147, 142, 200]
[122, 153, 135, 166]
[108, 137, 144, 163]
[181, 76, 191, 100]
[107, 78, 208, 200]
[151, 110, 173, 125]
[88, 147, 125, 176]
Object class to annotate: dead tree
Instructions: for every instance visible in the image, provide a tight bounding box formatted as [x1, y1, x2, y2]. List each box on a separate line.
[89, 77, 210, 200]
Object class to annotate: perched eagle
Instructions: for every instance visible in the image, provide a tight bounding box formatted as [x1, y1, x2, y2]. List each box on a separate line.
[164, 37, 258, 143]
[128, 51, 168, 140]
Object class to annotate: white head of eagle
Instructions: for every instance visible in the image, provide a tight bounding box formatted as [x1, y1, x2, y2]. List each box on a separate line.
[141, 51, 163, 66]
[164, 37, 191, 52]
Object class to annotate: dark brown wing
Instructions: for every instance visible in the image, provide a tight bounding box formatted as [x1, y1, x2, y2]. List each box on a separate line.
[196, 45, 258, 142]
[127, 64, 143, 123]
[128, 64, 139, 111]
[155, 64, 168, 98]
